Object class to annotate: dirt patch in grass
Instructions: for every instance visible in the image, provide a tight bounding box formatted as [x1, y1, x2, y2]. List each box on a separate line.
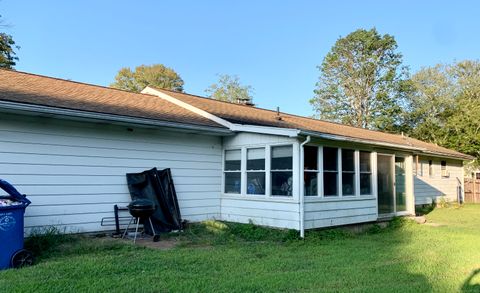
[125, 237, 178, 250]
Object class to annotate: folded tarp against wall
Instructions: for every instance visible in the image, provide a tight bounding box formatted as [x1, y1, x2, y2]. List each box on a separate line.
[126, 168, 182, 234]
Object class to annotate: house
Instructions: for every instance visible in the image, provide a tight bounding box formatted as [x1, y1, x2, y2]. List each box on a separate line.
[0, 69, 473, 237]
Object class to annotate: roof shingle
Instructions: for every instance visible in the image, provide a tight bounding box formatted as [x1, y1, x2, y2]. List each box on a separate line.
[154, 88, 473, 160]
[0, 69, 225, 129]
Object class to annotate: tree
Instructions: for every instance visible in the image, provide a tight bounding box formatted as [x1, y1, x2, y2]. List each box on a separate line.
[205, 74, 254, 105]
[310, 28, 410, 131]
[406, 60, 480, 164]
[110, 64, 184, 93]
[0, 15, 19, 69]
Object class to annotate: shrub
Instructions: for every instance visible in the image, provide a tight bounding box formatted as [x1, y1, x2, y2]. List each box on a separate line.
[24, 226, 77, 259]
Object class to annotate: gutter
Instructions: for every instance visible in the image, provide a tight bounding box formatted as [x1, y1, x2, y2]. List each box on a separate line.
[416, 150, 474, 161]
[299, 130, 425, 152]
[0, 101, 232, 135]
[299, 135, 311, 238]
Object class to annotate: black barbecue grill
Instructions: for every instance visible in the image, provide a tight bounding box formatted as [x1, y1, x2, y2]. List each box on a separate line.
[122, 199, 159, 243]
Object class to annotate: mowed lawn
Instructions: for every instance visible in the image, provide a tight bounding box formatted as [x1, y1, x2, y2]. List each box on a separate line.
[1, 205, 480, 292]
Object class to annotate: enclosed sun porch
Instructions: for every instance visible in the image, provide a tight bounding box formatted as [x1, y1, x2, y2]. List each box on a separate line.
[220, 132, 415, 236]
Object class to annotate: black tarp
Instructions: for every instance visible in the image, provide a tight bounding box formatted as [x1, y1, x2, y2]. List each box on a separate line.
[126, 168, 182, 234]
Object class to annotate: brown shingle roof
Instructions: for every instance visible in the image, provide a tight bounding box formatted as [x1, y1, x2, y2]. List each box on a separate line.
[154, 88, 473, 160]
[0, 69, 225, 130]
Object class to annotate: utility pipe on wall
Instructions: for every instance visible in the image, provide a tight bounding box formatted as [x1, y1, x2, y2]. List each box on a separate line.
[299, 135, 311, 238]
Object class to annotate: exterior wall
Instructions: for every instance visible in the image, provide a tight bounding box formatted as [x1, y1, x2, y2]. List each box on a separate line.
[220, 132, 300, 230]
[414, 157, 464, 205]
[304, 197, 377, 229]
[0, 114, 223, 233]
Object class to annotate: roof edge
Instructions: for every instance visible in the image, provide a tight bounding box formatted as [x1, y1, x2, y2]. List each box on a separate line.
[299, 130, 425, 151]
[0, 100, 232, 135]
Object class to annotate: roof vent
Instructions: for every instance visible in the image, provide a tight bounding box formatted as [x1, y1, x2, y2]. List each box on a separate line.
[276, 107, 282, 121]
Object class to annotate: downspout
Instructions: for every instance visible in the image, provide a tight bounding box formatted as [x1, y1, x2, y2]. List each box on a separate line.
[299, 135, 311, 238]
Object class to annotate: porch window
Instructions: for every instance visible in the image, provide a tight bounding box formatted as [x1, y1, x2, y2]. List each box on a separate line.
[224, 149, 241, 194]
[304, 146, 318, 196]
[323, 147, 338, 197]
[429, 160, 433, 177]
[359, 151, 372, 195]
[342, 149, 356, 196]
[246, 148, 266, 195]
[271, 145, 293, 196]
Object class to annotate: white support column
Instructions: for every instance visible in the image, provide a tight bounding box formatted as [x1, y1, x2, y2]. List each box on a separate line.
[355, 150, 360, 197]
[240, 147, 247, 196]
[292, 141, 300, 202]
[265, 145, 272, 197]
[405, 155, 415, 215]
[338, 148, 343, 197]
[372, 152, 378, 218]
[318, 146, 324, 197]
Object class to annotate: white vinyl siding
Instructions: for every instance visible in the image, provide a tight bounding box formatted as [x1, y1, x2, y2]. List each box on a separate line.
[221, 132, 300, 229]
[414, 157, 464, 205]
[304, 197, 377, 229]
[0, 114, 223, 233]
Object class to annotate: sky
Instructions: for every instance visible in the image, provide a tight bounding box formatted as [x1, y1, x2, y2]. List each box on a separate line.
[1, 0, 479, 116]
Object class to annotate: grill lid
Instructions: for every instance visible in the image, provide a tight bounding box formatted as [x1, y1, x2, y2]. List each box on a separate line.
[128, 199, 155, 210]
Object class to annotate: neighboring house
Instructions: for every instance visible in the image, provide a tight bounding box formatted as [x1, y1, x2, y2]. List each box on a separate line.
[0, 70, 473, 237]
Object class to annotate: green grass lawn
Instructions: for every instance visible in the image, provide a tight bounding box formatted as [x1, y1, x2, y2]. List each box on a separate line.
[1, 205, 480, 292]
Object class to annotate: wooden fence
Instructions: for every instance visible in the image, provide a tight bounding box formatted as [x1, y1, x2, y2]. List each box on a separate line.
[464, 179, 480, 203]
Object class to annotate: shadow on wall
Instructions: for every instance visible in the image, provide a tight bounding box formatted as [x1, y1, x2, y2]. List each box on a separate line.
[461, 269, 480, 292]
[414, 176, 448, 205]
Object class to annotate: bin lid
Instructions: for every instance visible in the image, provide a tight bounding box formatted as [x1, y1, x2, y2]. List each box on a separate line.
[0, 179, 31, 206]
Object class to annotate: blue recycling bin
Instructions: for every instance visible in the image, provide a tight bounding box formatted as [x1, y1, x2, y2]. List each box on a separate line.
[0, 179, 33, 270]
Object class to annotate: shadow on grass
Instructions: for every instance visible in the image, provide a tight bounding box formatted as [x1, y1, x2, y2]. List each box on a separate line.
[461, 269, 480, 292]
[20, 219, 435, 292]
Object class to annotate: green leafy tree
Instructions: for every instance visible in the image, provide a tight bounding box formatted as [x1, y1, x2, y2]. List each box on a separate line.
[406, 60, 480, 163]
[110, 64, 184, 93]
[0, 15, 19, 69]
[311, 28, 410, 130]
[205, 74, 254, 105]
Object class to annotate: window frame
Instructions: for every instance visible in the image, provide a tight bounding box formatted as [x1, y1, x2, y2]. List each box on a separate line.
[440, 160, 449, 178]
[222, 143, 296, 200]
[341, 148, 356, 196]
[359, 151, 373, 196]
[246, 147, 266, 195]
[270, 144, 294, 197]
[304, 145, 321, 196]
[223, 148, 242, 195]
[303, 144, 374, 199]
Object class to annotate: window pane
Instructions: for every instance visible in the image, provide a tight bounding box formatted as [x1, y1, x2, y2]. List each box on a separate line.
[323, 147, 338, 171]
[247, 172, 265, 195]
[342, 149, 355, 172]
[360, 151, 371, 172]
[304, 172, 318, 196]
[271, 171, 293, 196]
[342, 173, 355, 196]
[271, 145, 293, 170]
[225, 149, 241, 171]
[247, 148, 265, 170]
[224, 172, 241, 194]
[323, 172, 338, 196]
[304, 146, 318, 170]
[360, 174, 372, 195]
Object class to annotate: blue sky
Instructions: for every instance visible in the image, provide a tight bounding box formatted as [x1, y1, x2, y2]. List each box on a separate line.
[1, 0, 479, 116]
